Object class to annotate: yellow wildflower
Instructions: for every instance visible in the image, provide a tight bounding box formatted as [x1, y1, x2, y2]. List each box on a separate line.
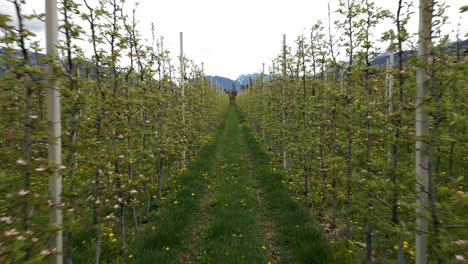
[261, 245, 267, 251]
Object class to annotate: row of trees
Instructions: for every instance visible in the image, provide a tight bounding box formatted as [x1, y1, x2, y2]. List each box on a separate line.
[0, 0, 227, 262]
[238, 0, 466, 263]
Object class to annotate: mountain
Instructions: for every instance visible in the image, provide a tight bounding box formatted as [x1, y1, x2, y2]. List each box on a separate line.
[206, 73, 270, 91]
[206, 75, 234, 91]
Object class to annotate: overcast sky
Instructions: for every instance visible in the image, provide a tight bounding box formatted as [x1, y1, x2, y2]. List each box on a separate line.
[1, 0, 466, 79]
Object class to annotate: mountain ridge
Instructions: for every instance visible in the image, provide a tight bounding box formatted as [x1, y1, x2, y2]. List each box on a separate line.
[206, 73, 270, 91]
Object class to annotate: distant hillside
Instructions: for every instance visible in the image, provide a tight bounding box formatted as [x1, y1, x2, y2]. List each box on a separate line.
[207, 73, 270, 91]
[206, 75, 234, 91]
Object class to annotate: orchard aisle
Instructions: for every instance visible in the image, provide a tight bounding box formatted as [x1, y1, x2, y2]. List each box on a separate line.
[135, 105, 332, 264]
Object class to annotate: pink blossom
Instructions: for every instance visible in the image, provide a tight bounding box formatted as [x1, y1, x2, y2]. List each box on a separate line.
[17, 189, 29, 196]
[16, 159, 27, 166]
[34, 165, 48, 172]
[106, 213, 117, 220]
[454, 240, 468, 246]
[0, 217, 12, 224]
[40, 249, 51, 256]
[455, 255, 466, 263]
[4, 229, 19, 237]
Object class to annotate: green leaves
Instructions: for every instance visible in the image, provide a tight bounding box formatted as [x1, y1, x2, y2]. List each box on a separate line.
[237, 1, 466, 262]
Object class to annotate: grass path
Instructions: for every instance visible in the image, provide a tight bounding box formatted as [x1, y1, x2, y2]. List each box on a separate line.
[133, 105, 332, 263]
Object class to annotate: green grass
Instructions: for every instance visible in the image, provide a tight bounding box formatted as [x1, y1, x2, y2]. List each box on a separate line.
[192, 105, 267, 263]
[240, 110, 334, 264]
[129, 105, 333, 263]
[131, 113, 228, 264]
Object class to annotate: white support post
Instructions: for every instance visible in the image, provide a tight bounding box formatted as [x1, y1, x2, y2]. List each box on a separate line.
[180, 32, 186, 167]
[415, 0, 432, 263]
[46, 0, 63, 263]
[282, 34, 288, 170]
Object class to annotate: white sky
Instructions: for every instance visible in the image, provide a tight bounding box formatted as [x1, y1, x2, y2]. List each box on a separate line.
[1, 0, 467, 80]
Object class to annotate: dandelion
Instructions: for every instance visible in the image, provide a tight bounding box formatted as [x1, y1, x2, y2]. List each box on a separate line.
[173, 200, 178, 204]
[393, 245, 398, 251]
[111, 238, 117, 243]
[165, 246, 170, 251]
[191, 192, 195, 196]
[152, 226, 156, 231]
[261, 245, 267, 251]
[403, 241, 409, 250]
[348, 250, 354, 254]
[128, 254, 133, 259]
